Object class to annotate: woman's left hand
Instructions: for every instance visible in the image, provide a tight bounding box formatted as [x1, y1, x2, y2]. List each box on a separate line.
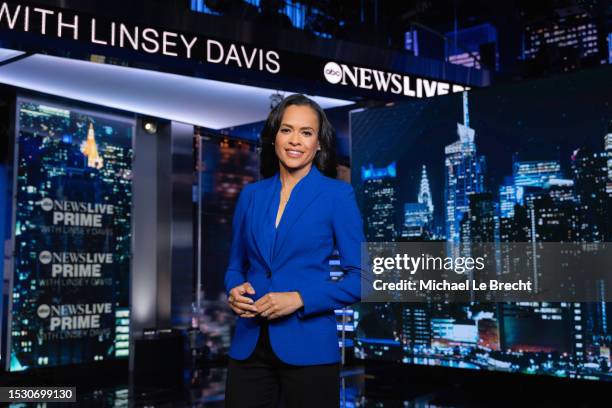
[254, 291, 304, 320]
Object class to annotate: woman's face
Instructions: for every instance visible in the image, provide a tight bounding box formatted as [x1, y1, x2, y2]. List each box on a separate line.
[274, 104, 321, 172]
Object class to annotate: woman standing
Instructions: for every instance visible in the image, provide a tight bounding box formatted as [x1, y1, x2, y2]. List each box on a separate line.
[224, 94, 365, 407]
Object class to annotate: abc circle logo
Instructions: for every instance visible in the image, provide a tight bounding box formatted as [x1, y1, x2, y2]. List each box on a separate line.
[40, 198, 53, 212]
[323, 62, 342, 84]
[37, 304, 50, 319]
[39, 251, 52, 264]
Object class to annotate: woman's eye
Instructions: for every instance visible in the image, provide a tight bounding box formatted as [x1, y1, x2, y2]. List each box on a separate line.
[280, 128, 290, 133]
[302, 131, 313, 137]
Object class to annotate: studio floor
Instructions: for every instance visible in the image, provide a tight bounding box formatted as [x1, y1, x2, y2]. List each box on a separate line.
[31, 365, 469, 408]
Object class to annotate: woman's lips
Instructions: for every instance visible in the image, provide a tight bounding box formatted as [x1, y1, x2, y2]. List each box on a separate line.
[285, 149, 304, 158]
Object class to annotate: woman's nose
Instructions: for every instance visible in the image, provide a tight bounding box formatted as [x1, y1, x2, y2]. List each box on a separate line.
[288, 132, 300, 144]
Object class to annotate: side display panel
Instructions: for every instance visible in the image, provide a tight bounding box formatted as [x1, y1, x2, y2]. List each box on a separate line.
[7, 99, 133, 371]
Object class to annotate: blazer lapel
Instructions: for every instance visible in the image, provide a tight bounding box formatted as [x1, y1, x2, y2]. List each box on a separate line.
[272, 166, 324, 261]
[249, 174, 278, 271]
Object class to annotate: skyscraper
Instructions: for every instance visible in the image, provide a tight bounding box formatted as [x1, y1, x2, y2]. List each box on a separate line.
[499, 178, 524, 219]
[461, 192, 496, 243]
[528, 192, 578, 242]
[362, 162, 398, 241]
[444, 92, 486, 242]
[572, 146, 609, 242]
[80, 123, 104, 169]
[401, 305, 432, 349]
[418, 165, 434, 217]
[402, 203, 430, 238]
[401, 165, 434, 239]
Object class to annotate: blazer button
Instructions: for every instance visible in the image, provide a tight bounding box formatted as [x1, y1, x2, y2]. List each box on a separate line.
[266, 269, 272, 278]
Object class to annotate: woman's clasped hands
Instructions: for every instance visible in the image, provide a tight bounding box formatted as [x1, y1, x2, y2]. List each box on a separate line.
[227, 282, 304, 320]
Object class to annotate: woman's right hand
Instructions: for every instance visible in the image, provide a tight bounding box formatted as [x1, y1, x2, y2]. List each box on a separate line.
[228, 282, 259, 318]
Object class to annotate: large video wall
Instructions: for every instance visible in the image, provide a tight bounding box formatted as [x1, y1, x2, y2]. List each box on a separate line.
[7, 99, 133, 371]
[351, 66, 612, 381]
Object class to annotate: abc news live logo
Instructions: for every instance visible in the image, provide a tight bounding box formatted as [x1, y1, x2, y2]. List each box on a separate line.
[323, 61, 469, 98]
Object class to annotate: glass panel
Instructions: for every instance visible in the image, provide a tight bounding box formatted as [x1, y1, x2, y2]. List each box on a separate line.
[195, 131, 259, 362]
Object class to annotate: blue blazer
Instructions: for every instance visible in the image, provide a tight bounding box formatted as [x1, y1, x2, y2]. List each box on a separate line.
[224, 165, 366, 365]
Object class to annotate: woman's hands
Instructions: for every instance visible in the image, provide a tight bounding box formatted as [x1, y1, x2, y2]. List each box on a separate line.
[254, 291, 304, 320]
[228, 282, 258, 318]
[227, 283, 304, 320]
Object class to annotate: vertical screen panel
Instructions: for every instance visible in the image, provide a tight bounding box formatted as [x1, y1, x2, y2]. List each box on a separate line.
[7, 98, 134, 371]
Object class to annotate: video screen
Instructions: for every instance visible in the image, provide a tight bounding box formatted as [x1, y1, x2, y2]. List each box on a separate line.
[351, 66, 612, 381]
[8, 99, 133, 371]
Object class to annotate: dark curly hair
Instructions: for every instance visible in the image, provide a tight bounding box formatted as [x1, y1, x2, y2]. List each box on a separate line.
[259, 94, 337, 178]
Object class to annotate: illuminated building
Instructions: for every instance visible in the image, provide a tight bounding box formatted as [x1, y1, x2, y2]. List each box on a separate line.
[80, 123, 104, 169]
[431, 318, 477, 347]
[401, 203, 430, 238]
[571, 147, 609, 242]
[401, 165, 434, 239]
[418, 165, 434, 216]
[499, 179, 524, 218]
[460, 193, 497, 285]
[527, 192, 578, 242]
[444, 92, 486, 243]
[401, 306, 431, 348]
[522, 7, 601, 71]
[512, 160, 562, 188]
[499, 202, 529, 243]
[460, 192, 496, 243]
[547, 181, 575, 203]
[361, 162, 398, 241]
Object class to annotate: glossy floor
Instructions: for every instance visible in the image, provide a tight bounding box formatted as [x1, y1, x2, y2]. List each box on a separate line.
[32, 366, 465, 407]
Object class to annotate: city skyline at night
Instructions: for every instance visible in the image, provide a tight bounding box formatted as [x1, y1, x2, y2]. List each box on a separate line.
[350, 65, 612, 381]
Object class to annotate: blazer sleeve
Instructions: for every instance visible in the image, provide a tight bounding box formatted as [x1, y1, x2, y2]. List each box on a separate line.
[296, 182, 367, 318]
[223, 183, 253, 296]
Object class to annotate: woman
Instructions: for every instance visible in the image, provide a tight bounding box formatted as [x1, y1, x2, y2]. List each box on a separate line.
[224, 93, 365, 408]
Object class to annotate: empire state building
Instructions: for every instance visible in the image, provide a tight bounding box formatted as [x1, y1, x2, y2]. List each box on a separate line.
[81, 123, 104, 169]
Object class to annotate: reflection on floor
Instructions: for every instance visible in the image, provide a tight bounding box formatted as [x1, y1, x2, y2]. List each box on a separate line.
[30, 365, 463, 407]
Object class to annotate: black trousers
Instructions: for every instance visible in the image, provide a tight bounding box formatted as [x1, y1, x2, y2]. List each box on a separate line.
[225, 321, 340, 408]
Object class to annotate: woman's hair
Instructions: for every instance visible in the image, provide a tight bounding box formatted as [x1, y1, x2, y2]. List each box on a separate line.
[259, 93, 337, 178]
